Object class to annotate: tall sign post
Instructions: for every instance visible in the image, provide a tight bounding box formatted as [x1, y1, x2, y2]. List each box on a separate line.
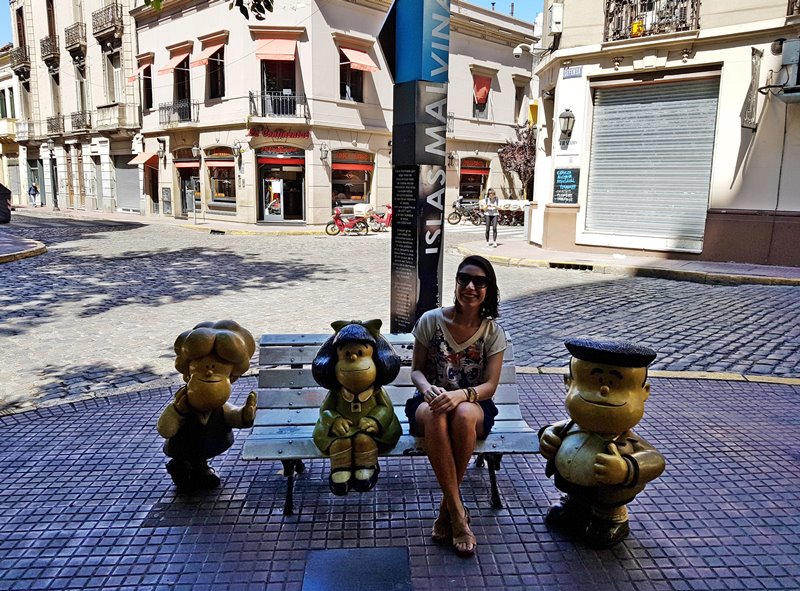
[379, 0, 451, 333]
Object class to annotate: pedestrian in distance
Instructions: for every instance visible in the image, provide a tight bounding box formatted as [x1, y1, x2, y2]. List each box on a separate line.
[405, 255, 507, 558]
[482, 188, 499, 247]
[27, 183, 39, 208]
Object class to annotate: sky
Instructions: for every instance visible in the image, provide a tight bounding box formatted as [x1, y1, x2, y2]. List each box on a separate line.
[0, 0, 541, 46]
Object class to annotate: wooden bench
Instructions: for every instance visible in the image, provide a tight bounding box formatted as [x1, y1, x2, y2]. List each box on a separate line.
[242, 333, 540, 515]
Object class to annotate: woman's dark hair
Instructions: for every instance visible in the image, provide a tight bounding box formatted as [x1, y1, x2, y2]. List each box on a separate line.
[456, 255, 500, 319]
[312, 323, 400, 390]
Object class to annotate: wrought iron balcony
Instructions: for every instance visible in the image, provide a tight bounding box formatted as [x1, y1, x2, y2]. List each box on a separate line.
[790, 0, 800, 16]
[96, 103, 139, 131]
[65, 22, 87, 52]
[71, 110, 92, 132]
[92, 2, 123, 40]
[159, 99, 200, 126]
[47, 115, 65, 135]
[249, 91, 308, 119]
[40, 35, 59, 62]
[604, 0, 699, 42]
[10, 46, 30, 76]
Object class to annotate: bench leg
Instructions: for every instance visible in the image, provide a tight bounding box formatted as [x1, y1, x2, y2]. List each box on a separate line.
[479, 453, 504, 509]
[282, 460, 300, 516]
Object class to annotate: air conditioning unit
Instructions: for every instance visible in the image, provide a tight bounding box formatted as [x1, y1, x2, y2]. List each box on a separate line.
[778, 38, 800, 102]
[548, 3, 564, 35]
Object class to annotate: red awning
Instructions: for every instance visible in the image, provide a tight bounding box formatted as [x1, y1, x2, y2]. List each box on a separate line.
[473, 75, 492, 105]
[461, 168, 490, 175]
[258, 157, 305, 165]
[127, 64, 149, 83]
[190, 43, 224, 68]
[174, 161, 200, 168]
[206, 160, 235, 167]
[255, 39, 297, 61]
[340, 47, 379, 72]
[158, 52, 190, 76]
[128, 152, 158, 166]
[331, 163, 374, 171]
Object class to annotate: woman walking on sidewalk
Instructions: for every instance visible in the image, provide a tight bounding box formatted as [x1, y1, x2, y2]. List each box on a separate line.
[405, 255, 507, 557]
[482, 188, 499, 247]
[27, 183, 39, 207]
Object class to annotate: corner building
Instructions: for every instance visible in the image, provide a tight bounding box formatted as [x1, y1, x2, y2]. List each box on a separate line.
[530, 0, 800, 266]
[130, 0, 536, 225]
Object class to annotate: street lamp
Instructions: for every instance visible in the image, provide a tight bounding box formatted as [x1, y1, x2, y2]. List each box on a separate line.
[447, 151, 458, 168]
[319, 142, 329, 162]
[559, 109, 575, 137]
[191, 144, 201, 159]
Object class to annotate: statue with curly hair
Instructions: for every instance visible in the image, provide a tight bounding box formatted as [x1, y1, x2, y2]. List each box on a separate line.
[157, 320, 257, 492]
[312, 319, 402, 496]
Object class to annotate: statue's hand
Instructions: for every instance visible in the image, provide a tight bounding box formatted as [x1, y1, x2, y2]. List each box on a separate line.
[593, 443, 629, 485]
[331, 417, 352, 437]
[173, 389, 191, 416]
[539, 426, 562, 461]
[241, 392, 258, 427]
[358, 417, 379, 434]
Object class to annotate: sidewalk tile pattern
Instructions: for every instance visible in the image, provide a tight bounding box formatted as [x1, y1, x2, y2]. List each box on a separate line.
[1, 375, 798, 590]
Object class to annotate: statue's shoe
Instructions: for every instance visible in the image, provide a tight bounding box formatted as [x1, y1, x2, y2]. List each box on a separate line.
[329, 468, 352, 496]
[193, 465, 221, 489]
[544, 496, 591, 530]
[351, 464, 380, 493]
[585, 518, 630, 548]
[166, 459, 195, 493]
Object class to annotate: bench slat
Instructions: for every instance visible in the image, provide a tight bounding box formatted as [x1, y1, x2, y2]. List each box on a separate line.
[242, 431, 540, 461]
[255, 383, 521, 409]
[258, 364, 517, 389]
[260, 333, 417, 347]
[253, 402, 524, 427]
[246, 419, 535, 440]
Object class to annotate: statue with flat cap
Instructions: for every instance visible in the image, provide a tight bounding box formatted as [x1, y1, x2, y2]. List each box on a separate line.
[539, 337, 666, 548]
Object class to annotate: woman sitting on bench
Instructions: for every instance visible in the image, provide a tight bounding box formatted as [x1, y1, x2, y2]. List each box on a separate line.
[406, 255, 507, 558]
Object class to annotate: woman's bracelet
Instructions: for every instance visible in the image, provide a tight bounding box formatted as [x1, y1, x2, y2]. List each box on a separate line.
[466, 387, 478, 403]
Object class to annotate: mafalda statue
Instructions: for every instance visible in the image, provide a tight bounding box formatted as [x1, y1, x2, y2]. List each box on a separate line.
[157, 320, 257, 492]
[539, 337, 666, 548]
[312, 319, 401, 496]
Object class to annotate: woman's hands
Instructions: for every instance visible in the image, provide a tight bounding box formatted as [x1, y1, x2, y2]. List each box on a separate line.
[425, 386, 467, 414]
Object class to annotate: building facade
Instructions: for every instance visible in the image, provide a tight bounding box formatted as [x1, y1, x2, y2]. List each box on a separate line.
[531, 0, 800, 266]
[9, 0, 141, 212]
[129, 0, 536, 225]
[0, 45, 21, 204]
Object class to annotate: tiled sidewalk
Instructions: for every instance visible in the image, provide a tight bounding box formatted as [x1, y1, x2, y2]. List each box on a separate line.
[1, 374, 798, 591]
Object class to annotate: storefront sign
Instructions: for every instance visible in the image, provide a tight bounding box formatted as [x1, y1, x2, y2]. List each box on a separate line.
[332, 150, 374, 163]
[460, 158, 487, 170]
[247, 127, 310, 139]
[563, 65, 583, 79]
[553, 168, 580, 204]
[259, 145, 305, 158]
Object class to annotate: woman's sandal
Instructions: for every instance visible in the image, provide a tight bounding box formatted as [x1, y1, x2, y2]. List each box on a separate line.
[451, 503, 477, 558]
[431, 499, 451, 543]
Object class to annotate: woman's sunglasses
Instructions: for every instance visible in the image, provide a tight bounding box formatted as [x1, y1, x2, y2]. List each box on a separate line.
[456, 272, 489, 289]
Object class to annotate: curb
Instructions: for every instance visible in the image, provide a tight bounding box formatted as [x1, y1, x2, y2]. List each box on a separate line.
[458, 244, 800, 286]
[0, 240, 47, 263]
[179, 224, 325, 236]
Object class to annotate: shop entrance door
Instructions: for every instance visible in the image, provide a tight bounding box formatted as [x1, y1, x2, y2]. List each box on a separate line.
[283, 179, 303, 220]
[181, 175, 199, 217]
[262, 175, 284, 221]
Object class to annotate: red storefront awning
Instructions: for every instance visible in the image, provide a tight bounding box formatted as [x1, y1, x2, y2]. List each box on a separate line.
[190, 43, 224, 68]
[461, 168, 490, 175]
[158, 52, 190, 76]
[206, 160, 235, 167]
[340, 47, 379, 72]
[174, 161, 200, 168]
[473, 75, 492, 105]
[255, 39, 297, 61]
[128, 152, 158, 166]
[331, 163, 374, 171]
[258, 157, 305, 165]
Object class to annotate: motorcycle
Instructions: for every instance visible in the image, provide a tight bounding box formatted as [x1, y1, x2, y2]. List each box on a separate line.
[447, 199, 482, 225]
[367, 204, 393, 232]
[325, 207, 370, 236]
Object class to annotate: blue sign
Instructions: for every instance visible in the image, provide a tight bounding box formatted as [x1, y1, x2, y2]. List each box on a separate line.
[380, 0, 451, 84]
[563, 65, 583, 79]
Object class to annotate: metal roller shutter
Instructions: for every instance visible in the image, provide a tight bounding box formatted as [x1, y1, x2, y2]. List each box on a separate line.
[114, 156, 140, 211]
[586, 78, 720, 240]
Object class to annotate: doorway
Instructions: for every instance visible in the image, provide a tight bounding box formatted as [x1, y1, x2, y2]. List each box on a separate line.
[258, 166, 304, 221]
[180, 172, 199, 217]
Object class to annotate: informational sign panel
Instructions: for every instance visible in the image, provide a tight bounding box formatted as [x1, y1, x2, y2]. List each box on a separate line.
[553, 168, 580, 204]
[381, 0, 451, 333]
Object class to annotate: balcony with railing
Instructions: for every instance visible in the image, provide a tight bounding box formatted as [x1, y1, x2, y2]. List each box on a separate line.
[70, 110, 92, 133]
[92, 2, 123, 40]
[159, 99, 200, 126]
[604, 0, 699, 42]
[10, 46, 30, 78]
[40, 35, 60, 73]
[249, 91, 309, 120]
[47, 115, 65, 135]
[0, 118, 17, 141]
[96, 103, 139, 131]
[790, 0, 800, 16]
[16, 120, 32, 142]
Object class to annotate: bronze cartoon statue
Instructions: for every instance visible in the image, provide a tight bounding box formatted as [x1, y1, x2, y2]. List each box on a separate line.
[539, 338, 666, 548]
[311, 320, 402, 496]
[157, 320, 257, 492]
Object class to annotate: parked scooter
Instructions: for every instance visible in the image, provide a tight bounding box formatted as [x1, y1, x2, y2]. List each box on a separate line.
[447, 198, 481, 225]
[325, 207, 370, 236]
[367, 204, 393, 232]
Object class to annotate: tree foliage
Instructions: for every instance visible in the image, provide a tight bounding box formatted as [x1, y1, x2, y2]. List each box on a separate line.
[143, 0, 274, 20]
[497, 124, 536, 197]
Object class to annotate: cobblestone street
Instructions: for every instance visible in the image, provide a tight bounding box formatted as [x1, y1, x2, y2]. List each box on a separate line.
[1, 214, 799, 409]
